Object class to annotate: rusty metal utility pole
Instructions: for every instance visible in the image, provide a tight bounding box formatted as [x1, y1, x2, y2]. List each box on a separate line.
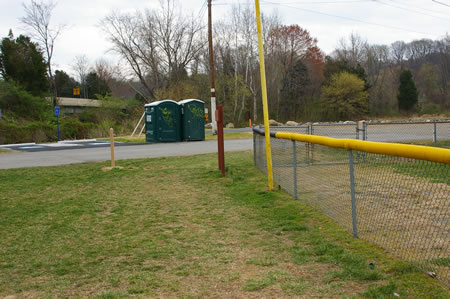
[208, 0, 217, 134]
[216, 105, 225, 176]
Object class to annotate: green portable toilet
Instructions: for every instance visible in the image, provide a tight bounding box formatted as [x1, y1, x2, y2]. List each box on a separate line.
[144, 104, 156, 142]
[144, 100, 181, 143]
[180, 99, 205, 141]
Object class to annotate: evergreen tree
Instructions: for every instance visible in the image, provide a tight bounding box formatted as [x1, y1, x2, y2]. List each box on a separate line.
[397, 69, 418, 112]
[280, 60, 310, 120]
[54, 70, 79, 97]
[86, 72, 111, 99]
[0, 31, 49, 96]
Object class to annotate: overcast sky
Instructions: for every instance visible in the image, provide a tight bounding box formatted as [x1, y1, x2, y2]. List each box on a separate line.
[0, 0, 449, 77]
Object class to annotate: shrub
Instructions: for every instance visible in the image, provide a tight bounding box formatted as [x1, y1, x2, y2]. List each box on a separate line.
[59, 117, 93, 140]
[0, 81, 51, 121]
[0, 121, 55, 144]
[420, 103, 441, 115]
[320, 72, 369, 121]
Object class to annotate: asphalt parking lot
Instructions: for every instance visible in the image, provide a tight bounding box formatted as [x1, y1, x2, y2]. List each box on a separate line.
[0, 140, 144, 152]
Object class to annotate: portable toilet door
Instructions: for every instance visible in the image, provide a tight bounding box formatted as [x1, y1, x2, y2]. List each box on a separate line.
[144, 103, 157, 142]
[180, 99, 205, 141]
[154, 100, 181, 142]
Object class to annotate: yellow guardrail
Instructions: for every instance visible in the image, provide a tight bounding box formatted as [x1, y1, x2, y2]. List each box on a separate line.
[274, 132, 450, 165]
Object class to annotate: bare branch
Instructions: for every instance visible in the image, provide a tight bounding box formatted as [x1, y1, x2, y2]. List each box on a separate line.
[20, 0, 65, 100]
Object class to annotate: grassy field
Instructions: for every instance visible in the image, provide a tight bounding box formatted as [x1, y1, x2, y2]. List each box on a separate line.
[0, 152, 448, 298]
[0, 149, 17, 154]
[205, 131, 252, 140]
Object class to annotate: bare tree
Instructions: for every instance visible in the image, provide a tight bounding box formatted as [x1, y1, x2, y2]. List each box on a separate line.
[266, 24, 318, 119]
[101, 11, 156, 98]
[101, 0, 205, 99]
[72, 55, 89, 98]
[151, 0, 205, 84]
[334, 33, 368, 67]
[94, 59, 117, 86]
[390, 41, 407, 65]
[21, 0, 64, 103]
[405, 39, 434, 63]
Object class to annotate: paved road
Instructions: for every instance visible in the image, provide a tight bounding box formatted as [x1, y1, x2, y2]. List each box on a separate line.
[0, 139, 253, 169]
[0, 140, 145, 152]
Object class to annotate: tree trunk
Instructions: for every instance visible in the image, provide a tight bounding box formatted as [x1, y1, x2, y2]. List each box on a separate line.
[253, 93, 257, 123]
[276, 88, 280, 120]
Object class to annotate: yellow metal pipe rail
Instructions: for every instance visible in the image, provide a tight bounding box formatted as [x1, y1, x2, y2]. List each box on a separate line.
[252, 128, 450, 165]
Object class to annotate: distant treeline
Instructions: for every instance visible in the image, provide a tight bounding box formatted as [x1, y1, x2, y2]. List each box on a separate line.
[0, 0, 449, 143]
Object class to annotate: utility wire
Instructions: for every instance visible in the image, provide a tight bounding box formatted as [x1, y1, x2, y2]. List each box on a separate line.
[198, 0, 208, 19]
[432, 0, 450, 8]
[391, 0, 450, 15]
[262, 0, 371, 4]
[263, 1, 438, 37]
[214, 0, 370, 4]
[372, 0, 450, 22]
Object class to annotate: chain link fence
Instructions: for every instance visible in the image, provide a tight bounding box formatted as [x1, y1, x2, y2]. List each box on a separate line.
[253, 126, 449, 287]
[365, 121, 450, 145]
[268, 120, 449, 146]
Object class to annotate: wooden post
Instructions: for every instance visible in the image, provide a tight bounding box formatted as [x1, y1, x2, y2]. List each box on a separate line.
[110, 128, 115, 168]
[216, 105, 225, 176]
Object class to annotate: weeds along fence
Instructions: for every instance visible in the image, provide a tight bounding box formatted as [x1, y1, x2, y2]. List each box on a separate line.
[253, 126, 450, 286]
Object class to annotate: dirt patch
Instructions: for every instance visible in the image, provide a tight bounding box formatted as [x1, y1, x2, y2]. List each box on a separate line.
[271, 159, 449, 284]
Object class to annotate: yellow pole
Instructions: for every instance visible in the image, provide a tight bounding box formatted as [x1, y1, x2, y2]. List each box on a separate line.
[254, 0, 274, 191]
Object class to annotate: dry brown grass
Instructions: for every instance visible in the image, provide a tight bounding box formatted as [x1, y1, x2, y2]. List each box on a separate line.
[1, 152, 448, 297]
[273, 159, 449, 284]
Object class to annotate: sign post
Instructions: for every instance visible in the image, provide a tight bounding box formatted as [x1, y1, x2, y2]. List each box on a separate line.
[55, 105, 60, 141]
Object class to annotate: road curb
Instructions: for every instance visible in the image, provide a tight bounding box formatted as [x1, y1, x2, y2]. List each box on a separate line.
[58, 139, 97, 143]
[0, 143, 36, 148]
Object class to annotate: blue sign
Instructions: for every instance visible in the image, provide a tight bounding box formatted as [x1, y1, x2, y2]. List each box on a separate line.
[55, 105, 60, 116]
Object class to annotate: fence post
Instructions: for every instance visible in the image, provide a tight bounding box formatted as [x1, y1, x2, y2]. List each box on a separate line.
[355, 122, 360, 161]
[292, 140, 298, 200]
[358, 120, 367, 162]
[433, 121, 437, 146]
[363, 121, 367, 141]
[348, 150, 358, 238]
[253, 130, 257, 167]
[309, 123, 314, 164]
[306, 122, 311, 165]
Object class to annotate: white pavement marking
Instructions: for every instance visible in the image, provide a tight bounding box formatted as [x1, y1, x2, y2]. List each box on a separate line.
[18, 146, 46, 149]
[37, 143, 82, 147]
[59, 139, 97, 143]
[0, 143, 36, 148]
